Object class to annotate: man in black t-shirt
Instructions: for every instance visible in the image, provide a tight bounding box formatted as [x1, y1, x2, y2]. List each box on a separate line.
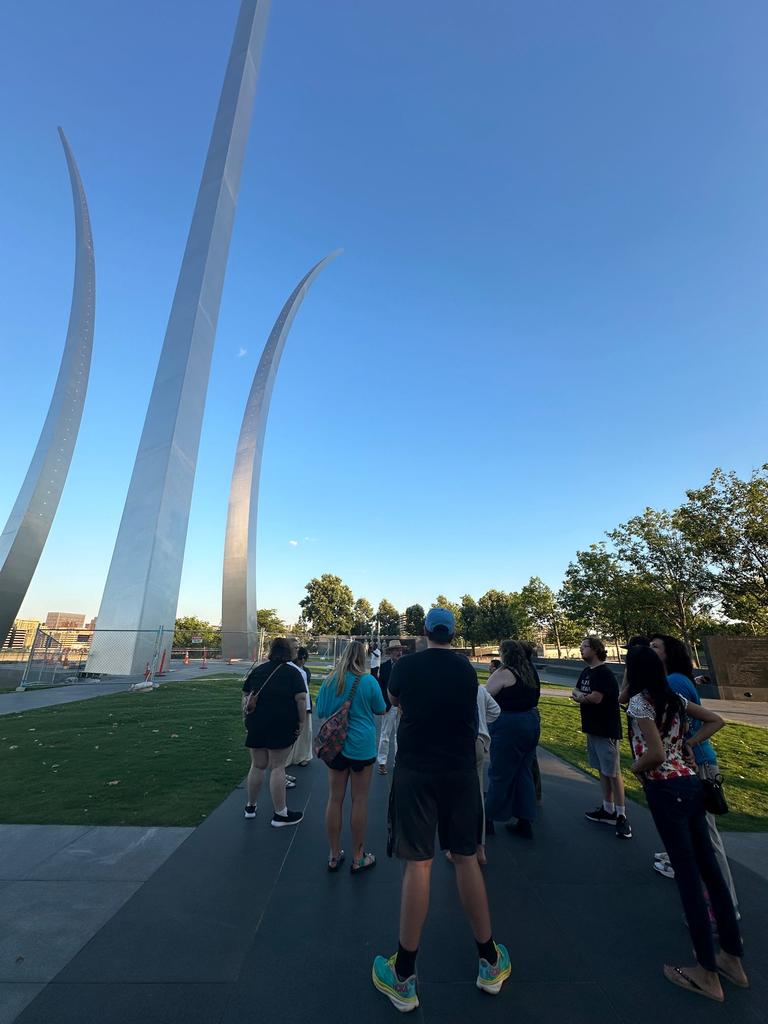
[371, 609, 510, 1013]
[572, 636, 632, 839]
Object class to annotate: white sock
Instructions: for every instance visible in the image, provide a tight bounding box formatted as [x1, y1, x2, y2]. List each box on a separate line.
[275, 807, 287, 817]
[603, 800, 615, 814]
[616, 805, 626, 818]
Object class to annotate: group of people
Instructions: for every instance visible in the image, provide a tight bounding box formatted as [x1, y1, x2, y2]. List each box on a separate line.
[239, 616, 748, 1011]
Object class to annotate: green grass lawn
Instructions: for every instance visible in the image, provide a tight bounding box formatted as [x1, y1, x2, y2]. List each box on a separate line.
[1, 675, 766, 831]
[538, 696, 768, 832]
[0, 675, 248, 826]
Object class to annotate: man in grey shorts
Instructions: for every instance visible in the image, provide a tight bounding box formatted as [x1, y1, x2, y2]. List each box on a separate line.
[572, 637, 632, 840]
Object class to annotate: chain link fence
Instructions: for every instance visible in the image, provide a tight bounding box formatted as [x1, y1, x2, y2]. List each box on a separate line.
[15, 628, 433, 691]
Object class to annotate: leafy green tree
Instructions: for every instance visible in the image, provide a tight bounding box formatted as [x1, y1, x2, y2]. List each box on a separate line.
[477, 589, 521, 645]
[351, 597, 374, 636]
[560, 543, 657, 651]
[404, 604, 426, 636]
[376, 599, 400, 636]
[256, 608, 287, 635]
[459, 595, 483, 654]
[679, 465, 768, 633]
[519, 577, 563, 656]
[173, 616, 220, 648]
[609, 509, 713, 653]
[299, 574, 354, 634]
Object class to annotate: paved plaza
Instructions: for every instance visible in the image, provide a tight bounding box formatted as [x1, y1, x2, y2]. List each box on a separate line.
[1, 750, 766, 1024]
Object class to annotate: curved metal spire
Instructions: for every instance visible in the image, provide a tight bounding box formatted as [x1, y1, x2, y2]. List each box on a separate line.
[221, 250, 341, 661]
[88, 0, 272, 678]
[0, 128, 95, 649]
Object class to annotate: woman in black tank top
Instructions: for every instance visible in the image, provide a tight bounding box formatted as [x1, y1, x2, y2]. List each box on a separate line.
[485, 640, 541, 838]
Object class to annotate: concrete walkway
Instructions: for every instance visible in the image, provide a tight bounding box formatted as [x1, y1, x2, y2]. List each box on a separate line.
[0, 825, 192, 1024]
[5, 751, 767, 1024]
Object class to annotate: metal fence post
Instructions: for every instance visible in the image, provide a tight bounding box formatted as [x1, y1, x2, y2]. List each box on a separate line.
[16, 625, 41, 691]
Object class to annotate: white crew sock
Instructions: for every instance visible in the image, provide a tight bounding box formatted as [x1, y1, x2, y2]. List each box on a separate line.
[616, 805, 626, 818]
[603, 800, 615, 814]
[275, 807, 287, 817]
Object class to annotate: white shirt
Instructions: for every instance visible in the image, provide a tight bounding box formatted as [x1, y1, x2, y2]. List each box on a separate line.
[370, 647, 381, 669]
[291, 662, 311, 710]
[477, 686, 501, 749]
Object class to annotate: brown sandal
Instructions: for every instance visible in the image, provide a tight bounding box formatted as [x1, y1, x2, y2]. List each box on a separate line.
[663, 966, 724, 1002]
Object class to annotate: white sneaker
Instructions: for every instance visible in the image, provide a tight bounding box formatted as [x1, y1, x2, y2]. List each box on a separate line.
[653, 859, 675, 879]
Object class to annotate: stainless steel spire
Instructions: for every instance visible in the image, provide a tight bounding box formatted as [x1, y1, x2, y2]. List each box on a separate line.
[0, 129, 95, 649]
[88, 0, 271, 676]
[221, 252, 340, 662]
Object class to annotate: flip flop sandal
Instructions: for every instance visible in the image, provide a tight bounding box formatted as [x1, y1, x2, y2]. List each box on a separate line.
[663, 966, 724, 1002]
[327, 851, 345, 873]
[351, 852, 376, 874]
[717, 965, 750, 989]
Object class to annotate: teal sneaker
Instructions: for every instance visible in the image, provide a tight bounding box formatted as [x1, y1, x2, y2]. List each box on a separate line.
[476, 942, 512, 995]
[372, 953, 419, 1013]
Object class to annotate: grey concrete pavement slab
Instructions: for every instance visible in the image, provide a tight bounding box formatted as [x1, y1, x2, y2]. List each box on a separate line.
[0, 881, 140, 983]
[0, 985, 44, 1024]
[53, 788, 313, 984]
[11, 983, 230, 1024]
[0, 826, 93, 880]
[418, 981, 629, 1024]
[26, 826, 193, 882]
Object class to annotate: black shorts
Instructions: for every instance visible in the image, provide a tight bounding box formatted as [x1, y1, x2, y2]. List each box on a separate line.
[327, 752, 376, 773]
[388, 763, 481, 860]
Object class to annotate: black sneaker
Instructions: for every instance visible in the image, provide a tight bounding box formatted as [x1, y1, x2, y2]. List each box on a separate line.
[585, 806, 617, 825]
[244, 804, 257, 819]
[271, 809, 304, 828]
[615, 815, 632, 839]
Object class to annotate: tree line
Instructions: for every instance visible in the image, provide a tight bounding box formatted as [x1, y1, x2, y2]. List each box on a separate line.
[175, 465, 768, 657]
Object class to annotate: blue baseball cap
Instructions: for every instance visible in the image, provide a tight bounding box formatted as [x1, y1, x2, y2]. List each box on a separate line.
[425, 607, 455, 635]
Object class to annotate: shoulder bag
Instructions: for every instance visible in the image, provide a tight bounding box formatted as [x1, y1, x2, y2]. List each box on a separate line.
[314, 675, 362, 764]
[241, 663, 283, 723]
[700, 772, 729, 816]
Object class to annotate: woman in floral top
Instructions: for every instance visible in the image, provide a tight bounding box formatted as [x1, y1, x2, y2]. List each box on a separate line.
[625, 646, 748, 1002]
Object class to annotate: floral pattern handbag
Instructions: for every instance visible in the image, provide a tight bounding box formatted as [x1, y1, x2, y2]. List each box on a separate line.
[314, 675, 362, 764]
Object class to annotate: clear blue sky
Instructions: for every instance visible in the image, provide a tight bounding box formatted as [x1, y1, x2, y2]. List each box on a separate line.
[2, 0, 767, 627]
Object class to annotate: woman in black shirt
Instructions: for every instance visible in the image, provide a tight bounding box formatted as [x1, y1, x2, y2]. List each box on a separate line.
[485, 639, 541, 838]
[242, 637, 306, 828]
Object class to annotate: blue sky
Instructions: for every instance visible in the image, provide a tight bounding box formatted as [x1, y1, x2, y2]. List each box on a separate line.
[2, 0, 767, 627]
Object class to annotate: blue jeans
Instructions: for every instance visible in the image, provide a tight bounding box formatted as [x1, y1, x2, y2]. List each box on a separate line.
[486, 708, 540, 824]
[644, 775, 742, 970]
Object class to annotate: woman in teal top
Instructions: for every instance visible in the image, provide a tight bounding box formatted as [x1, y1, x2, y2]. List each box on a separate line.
[317, 641, 387, 873]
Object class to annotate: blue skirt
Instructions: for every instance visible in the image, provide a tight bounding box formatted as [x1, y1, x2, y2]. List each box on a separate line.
[486, 708, 540, 824]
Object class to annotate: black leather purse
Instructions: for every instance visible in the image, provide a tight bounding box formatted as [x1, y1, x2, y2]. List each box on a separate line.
[700, 773, 729, 816]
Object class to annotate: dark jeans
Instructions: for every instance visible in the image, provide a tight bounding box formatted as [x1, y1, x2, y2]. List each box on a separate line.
[486, 708, 540, 824]
[645, 775, 742, 970]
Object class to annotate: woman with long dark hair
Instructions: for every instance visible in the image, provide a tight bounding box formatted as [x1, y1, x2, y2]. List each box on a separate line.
[625, 646, 747, 1001]
[242, 637, 307, 828]
[485, 639, 541, 839]
[649, 634, 739, 912]
[316, 640, 386, 872]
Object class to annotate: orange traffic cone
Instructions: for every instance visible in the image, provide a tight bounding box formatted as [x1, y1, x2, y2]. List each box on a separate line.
[183, 650, 189, 666]
[144, 662, 151, 682]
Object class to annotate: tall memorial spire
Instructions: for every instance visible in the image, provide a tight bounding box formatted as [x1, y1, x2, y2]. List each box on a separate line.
[0, 129, 95, 649]
[88, 0, 271, 676]
[221, 252, 341, 662]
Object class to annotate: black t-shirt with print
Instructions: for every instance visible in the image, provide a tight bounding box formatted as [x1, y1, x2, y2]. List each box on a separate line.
[388, 648, 478, 772]
[576, 664, 622, 739]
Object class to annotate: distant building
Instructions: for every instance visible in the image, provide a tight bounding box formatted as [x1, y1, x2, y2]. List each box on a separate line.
[45, 612, 86, 630]
[2, 618, 41, 652]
